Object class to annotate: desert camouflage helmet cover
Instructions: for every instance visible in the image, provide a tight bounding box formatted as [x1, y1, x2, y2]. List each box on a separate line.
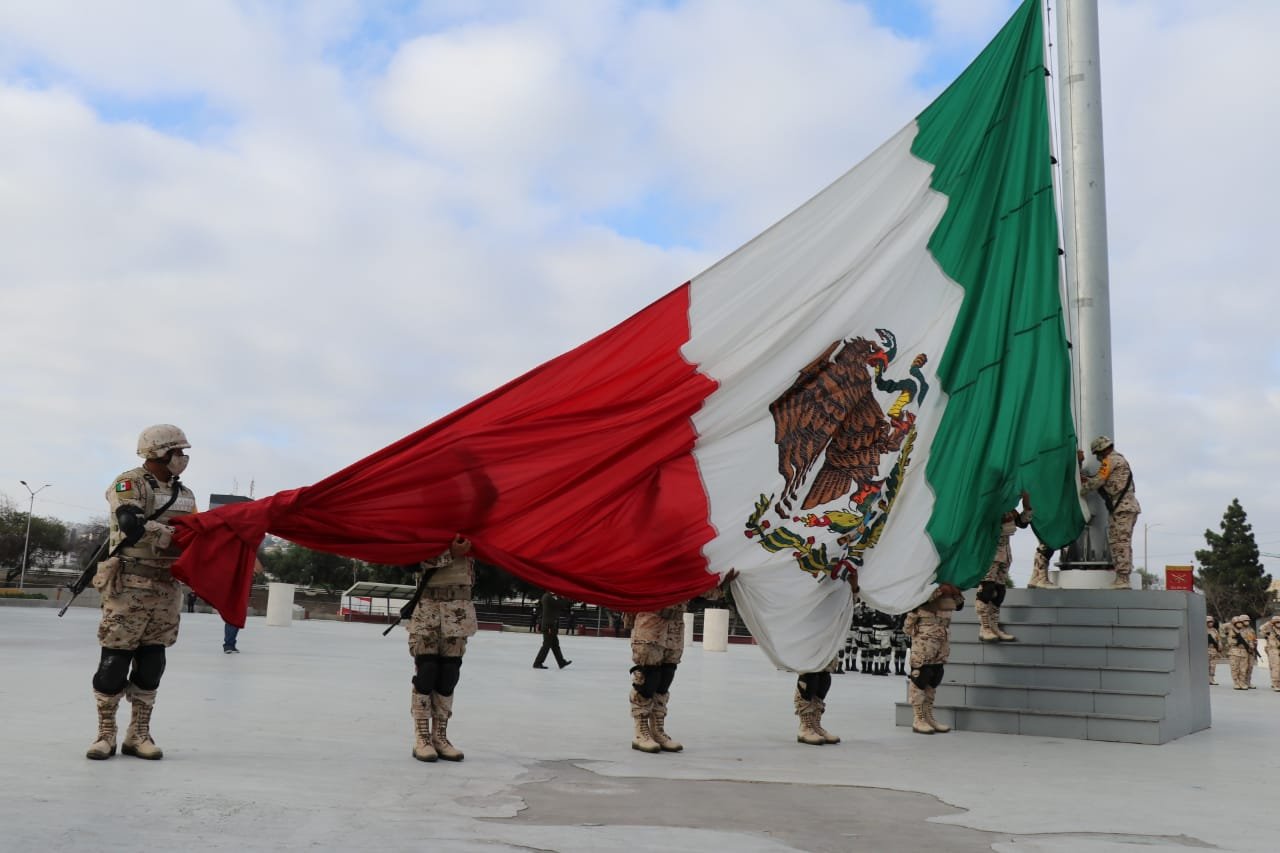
[137, 424, 191, 459]
[1090, 435, 1114, 454]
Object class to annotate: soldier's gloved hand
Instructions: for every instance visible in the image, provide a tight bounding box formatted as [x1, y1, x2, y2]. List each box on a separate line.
[144, 520, 175, 549]
[92, 557, 124, 597]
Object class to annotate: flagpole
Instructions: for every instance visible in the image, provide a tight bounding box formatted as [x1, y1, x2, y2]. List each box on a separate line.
[1056, 0, 1115, 581]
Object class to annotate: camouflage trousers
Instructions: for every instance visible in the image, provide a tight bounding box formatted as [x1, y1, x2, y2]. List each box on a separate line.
[407, 598, 477, 657]
[907, 616, 950, 706]
[97, 576, 181, 649]
[1268, 650, 1280, 689]
[1228, 650, 1250, 689]
[1108, 510, 1138, 579]
[630, 613, 684, 720]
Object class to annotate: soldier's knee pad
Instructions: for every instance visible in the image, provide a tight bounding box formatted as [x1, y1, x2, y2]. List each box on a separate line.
[976, 581, 1000, 604]
[797, 672, 819, 699]
[993, 583, 1007, 607]
[413, 654, 440, 695]
[435, 656, 463, 697]
[93, 647, 134, 695]
[925, 663, 945, 688]
[813, 671, 832, 699]
[656, 663, 677, 695]
[129, 645, 166, 691]
[630, 665, 662, 699]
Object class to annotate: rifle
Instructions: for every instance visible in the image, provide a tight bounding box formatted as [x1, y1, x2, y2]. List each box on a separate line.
[58, 537, 114, 617]
[381, 564, 440, 636]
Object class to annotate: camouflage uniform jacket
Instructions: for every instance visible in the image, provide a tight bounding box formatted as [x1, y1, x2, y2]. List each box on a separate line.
[408, 549, 477, 640]
[107, 466, 197, 573]
[1260, 621, 1280, 655]
[985, 507, 1032, 582]
[1082, 451, 1141, 515]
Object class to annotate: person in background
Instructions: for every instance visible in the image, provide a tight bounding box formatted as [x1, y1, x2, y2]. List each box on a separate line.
[223, 621, 240, 654]
[532, 591, 572, 670]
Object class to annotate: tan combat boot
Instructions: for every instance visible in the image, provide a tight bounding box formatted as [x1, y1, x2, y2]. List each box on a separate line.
[923, 690, 951, 733]
[121, 685, 163, 760]
[1027, 565, 1058, 589]
[794, 689, 826, 745]
[991, 610, 1016, 642]
[430, 694, 464, 761]
[650, 693, 683, 752]
[630, 689, 660, 753]
[410, 690, 437, 762]
[86, 690, 121, 760]
[1108, 572, 1132, 590]
[811, 697, 840, 744]
[911, 701, 935, 734]
[976, 602, 999, 643]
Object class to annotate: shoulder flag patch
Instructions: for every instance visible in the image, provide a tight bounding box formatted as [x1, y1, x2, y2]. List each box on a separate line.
[115, 480, 133, 493]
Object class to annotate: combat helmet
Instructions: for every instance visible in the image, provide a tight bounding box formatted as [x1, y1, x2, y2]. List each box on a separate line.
[1090, 435, 1114, 454]
[137, 424, 191, 460]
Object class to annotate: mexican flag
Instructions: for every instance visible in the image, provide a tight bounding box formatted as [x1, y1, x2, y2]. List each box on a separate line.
[174, 0, 1083, 671]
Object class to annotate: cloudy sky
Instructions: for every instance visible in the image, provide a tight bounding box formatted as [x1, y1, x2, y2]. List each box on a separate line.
[2, 0, 1276, 584]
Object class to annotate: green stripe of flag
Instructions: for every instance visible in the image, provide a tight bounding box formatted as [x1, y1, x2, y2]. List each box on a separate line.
[912, 0, 1084, 587]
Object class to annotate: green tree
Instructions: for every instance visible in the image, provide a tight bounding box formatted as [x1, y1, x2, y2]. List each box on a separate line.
[259, 542, 359, 593]
[0, 497, 70, 582]
[1195, 499, 1273, 621]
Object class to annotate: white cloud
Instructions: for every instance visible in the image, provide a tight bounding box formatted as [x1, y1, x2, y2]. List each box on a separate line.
[0, 0, 1278, 595]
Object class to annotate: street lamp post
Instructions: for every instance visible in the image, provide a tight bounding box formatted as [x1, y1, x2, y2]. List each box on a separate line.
[1143, 521, 1163, 586]
[18, 480, 52, 590]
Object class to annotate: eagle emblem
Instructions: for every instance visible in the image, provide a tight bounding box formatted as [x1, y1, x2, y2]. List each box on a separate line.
[744, 329, 931, 586]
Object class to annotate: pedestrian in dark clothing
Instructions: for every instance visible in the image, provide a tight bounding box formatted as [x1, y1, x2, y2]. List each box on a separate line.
[223, 621, 240, 654]
[533, 591, 572, 669]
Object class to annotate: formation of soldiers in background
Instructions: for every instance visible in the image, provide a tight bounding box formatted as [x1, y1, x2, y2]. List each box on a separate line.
[839, 602, 908, 677]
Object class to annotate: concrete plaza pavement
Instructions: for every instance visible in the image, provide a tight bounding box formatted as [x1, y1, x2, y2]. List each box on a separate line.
[0, 606, 1274, 852]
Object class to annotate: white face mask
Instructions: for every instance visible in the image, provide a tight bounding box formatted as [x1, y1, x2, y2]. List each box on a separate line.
[166, 452, 189, 476]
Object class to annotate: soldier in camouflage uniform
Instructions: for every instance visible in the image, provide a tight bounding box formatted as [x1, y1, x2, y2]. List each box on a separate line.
[628, 570, 736, 754]
[794, 657, 841, 746]
[1206, 616, 1222, 685]
[87, 425, 197, 761]
[976, 492, 1031, 643]
[1225, 615, 1256, 690]
[891, 614, 909, 675]
[795, 580, 857, 746]
[1243, 617, 1259, 688]
[407, 535, 476, 762]
[853, 601, 873, 673]
[1080, 436, 1141, 590]
[904, 584, 965, 734]
[1259, 616, 1280, 691]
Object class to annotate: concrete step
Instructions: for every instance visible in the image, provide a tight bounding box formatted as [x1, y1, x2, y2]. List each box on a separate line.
[948, 641, 1176, 670]
[995, 589, 1193, 610]
[944, 621, 1180, 649]
[933, 683, 1170, 717]
[893, 702, 1165, 744]
[943, 661, 1174, 692]
[951, 605, 1188, 629]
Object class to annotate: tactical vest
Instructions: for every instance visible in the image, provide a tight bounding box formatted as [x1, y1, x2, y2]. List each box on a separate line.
[112, 467, 197, 564]
[426, 555, 473, 588]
